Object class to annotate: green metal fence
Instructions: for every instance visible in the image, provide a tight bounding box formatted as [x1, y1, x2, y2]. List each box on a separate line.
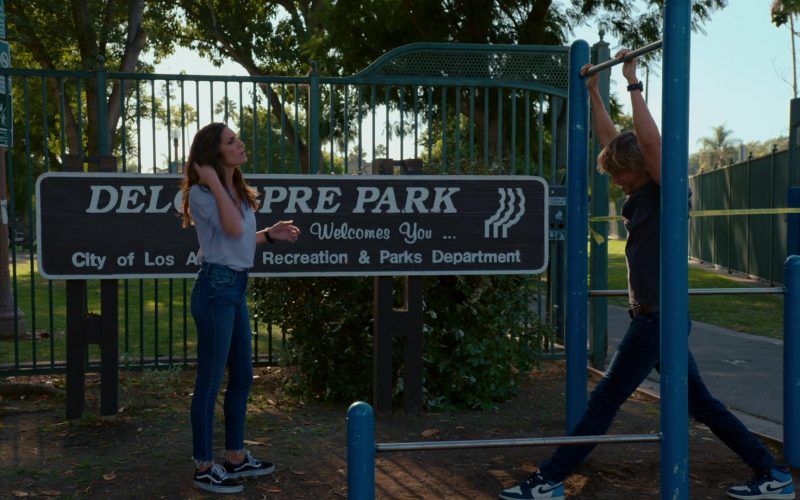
[0, 43, 572, 375]
[688, 147, 790, 285]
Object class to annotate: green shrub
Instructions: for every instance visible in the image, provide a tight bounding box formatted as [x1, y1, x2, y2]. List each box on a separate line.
[251, 276, 375, 401]
[251, 273, 552, 410]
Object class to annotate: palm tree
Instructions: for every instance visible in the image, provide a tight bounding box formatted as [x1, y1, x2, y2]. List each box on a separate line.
[697, 125, 739, 171]
[772, 0, 800, 97]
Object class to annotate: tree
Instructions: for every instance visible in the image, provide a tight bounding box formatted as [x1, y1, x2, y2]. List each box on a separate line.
[745, 135, 789, 156]
[4, 1, 181, 219]
[772, 0, 800, 97]
[176, 1, 318, 172]
[314, 1, 727, 173]
[7, 1, 180, 159]
[173, 1, 728, 174]
[696, 124, 740, 172]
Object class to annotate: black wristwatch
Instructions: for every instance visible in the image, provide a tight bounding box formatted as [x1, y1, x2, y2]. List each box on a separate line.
[627, 81, 644, 92]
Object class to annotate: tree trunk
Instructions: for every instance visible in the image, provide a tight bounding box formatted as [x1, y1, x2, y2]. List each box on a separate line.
[106, 0, 147, 155]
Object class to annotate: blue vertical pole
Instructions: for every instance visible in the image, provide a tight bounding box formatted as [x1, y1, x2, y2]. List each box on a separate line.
[565, 39, 590, 433]
[784, 256, 800, 466]
[660, 1, 691, 499]
[347, 401, 375, 500]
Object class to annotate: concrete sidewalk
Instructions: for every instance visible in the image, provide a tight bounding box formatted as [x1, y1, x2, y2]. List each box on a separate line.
[604, 305, 785, 442]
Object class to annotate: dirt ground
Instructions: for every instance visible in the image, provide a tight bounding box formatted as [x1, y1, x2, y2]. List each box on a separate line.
[1, 361, 795, 499]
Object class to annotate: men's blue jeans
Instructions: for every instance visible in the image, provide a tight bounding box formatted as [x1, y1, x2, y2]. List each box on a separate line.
[539, 313, 775, 483]
[190, 262, 253, 463]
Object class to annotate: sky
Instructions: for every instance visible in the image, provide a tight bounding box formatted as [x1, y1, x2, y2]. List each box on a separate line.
[152, 1, 792, 156]
[570, 0, 794, 153]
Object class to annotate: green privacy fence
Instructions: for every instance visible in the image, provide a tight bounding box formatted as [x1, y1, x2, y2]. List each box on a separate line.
[688, 148, 790, 285]
[0, 43, 572, 375]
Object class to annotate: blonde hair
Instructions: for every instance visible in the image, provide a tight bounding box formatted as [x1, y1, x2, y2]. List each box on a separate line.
[597, 131, 648, 176]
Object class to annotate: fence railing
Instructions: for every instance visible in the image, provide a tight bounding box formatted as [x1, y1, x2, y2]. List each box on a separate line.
[688, 147, 790, 285]
[0, 43, 572, 375]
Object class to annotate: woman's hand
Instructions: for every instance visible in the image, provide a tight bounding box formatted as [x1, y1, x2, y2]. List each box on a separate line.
[264, 220, 300, 243]
[193, 162, 219, 187]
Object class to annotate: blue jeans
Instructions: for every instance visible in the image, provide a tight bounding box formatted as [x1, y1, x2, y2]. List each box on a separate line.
[190, 262, 253, 462]
[539, 313, 775, 482]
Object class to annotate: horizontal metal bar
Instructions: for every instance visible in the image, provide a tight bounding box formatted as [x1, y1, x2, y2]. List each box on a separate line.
[376, 433, 661, 452]
[589, 287, 784, 297]
[583, 40, 663, 76]
[686, 287, 784, 295]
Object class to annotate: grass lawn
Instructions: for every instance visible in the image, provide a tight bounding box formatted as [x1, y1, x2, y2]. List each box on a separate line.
[604, 239, 784, 339]
[0, 256, 285, 368]
[0, 240, 786, 369]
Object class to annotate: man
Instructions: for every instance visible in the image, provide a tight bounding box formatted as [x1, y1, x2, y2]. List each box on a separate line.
[499, 50, 796, 500]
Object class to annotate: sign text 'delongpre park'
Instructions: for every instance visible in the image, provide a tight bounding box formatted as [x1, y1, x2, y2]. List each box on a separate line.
[36, 173, 548, 279]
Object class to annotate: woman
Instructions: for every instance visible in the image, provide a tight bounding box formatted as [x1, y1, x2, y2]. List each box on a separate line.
[180, 122, 300, 494]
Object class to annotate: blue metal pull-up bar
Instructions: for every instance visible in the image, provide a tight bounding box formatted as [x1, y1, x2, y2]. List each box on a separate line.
[582, 40, 663, 76]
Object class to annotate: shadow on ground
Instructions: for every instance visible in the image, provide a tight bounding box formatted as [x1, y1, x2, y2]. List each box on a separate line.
[0, 361, 795, 498]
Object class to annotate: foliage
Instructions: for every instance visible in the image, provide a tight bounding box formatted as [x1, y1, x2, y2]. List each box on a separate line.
[745, 135, 789, 156]
[174, 1, 728, 172]
[692, 125, 740, 174]
[771, 0, 800, 97]
[7, 1, 180, 154]
[313, 1, 727, 75]
[250, 272, 551, 410]
[5, 1, 731, 208]
[419, 274, 550, 409]
[5, 1, 182, 219]
[250, 276, 373, 402]
[688, 126, 788, 175]
[772, 0, 800, 27]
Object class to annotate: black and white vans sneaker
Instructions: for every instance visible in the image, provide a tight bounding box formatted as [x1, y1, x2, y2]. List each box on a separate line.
[193, 463, 244, 494]
[223, 449, 275, 479]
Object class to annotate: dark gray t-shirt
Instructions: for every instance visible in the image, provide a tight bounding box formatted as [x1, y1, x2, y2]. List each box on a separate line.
[189, 184, 256, 270]
[621, 180, 659, 306]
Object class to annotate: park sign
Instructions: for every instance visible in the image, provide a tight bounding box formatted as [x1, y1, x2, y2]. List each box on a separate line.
[0, 39, 11, 148]
[36, 172, 548, 279]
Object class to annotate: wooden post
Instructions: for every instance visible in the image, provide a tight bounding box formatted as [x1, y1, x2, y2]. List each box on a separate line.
[372, 158, 424, 413]
[63, 154, 119, 420]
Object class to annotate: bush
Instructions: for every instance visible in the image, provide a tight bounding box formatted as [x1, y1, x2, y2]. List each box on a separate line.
[251, 273, 552, 410]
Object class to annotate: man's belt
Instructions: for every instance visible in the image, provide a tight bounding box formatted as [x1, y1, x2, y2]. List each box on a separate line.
[628, 303, 659, 319]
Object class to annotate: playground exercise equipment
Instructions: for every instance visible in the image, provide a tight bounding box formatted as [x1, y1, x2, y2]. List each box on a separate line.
[582, 40, 663, 76]
[346, 2, 800, 497]
[346, 266, 800, 499]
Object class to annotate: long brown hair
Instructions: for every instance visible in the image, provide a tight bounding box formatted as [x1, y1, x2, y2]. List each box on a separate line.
[180, 122, 259, 227]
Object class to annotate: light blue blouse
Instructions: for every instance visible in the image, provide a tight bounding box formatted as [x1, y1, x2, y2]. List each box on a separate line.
[189, 184, 257, 270]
